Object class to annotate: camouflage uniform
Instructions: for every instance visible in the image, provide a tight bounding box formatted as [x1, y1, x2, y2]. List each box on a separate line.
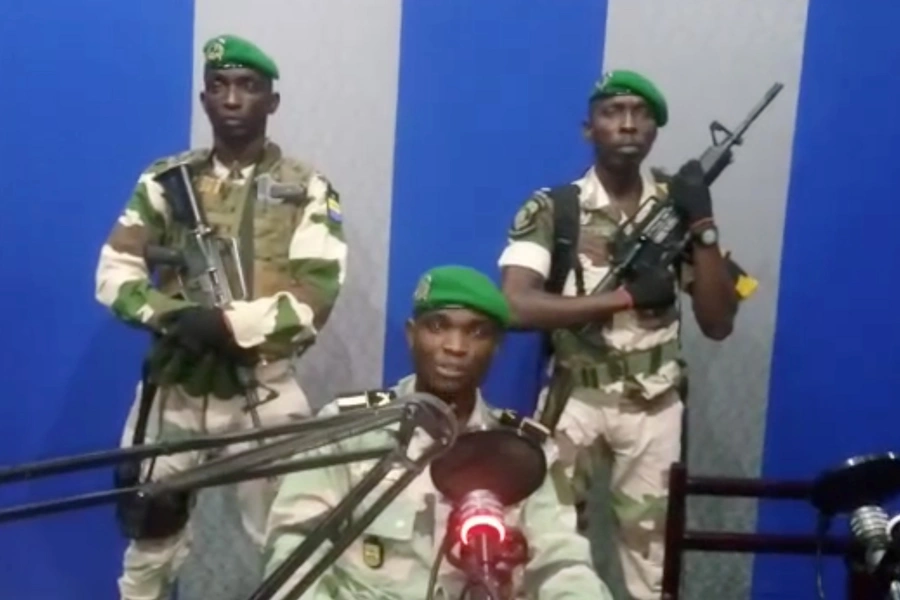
[263, 375, 614, 600]
[95, 140, 347, 600]
[498, 166, 686, 600]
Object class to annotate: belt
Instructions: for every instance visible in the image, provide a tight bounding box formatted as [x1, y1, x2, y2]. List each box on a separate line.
[559, 339, 680, 389]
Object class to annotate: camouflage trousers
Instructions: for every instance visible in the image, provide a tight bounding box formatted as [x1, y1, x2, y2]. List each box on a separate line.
[542, 385, 683, 600]
[116, 359, 312, 600]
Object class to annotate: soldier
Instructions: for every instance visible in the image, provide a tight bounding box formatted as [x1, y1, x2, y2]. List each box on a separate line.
[497, 70, 749, 599]
[263, 265, 613, 599]
[94, 34, 347, 600]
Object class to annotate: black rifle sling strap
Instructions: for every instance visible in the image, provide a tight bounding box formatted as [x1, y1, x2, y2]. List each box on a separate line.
[534, 183, 584, 367]
[544, 184, 584, 296]
[131, 357, 160, 479]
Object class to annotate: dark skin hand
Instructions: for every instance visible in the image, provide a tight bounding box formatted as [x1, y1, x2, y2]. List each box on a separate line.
[405, 308, 502, 426]
[502, 94, 737, 340]
[200, 67, 280, 168]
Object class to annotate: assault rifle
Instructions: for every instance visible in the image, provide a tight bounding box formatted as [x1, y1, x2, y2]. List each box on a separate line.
[576, 82, 783, 341]
[145, 163, 248, 307]
[144, 163, 265, 429]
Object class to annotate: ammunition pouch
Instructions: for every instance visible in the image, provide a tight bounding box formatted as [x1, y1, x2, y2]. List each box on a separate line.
[113, 359, 193, 541]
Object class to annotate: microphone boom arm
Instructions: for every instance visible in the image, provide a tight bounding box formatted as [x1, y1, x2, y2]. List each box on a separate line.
[249, 404, 456, 600]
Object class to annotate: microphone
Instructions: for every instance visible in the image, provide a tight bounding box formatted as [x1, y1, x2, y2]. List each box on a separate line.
[850, 506, 900, 600]
[850, 506, 891, 573]
[459, 489, 506, 550]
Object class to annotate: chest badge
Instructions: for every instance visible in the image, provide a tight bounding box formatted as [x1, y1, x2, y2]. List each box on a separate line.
[362, 535, 384, 569]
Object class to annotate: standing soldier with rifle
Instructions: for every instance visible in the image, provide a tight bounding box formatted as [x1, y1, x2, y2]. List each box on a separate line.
[94, 34, 348, 600]
[497, 70, 773, 599]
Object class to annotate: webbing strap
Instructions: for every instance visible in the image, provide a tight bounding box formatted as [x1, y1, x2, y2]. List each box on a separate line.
[566, 339, 680, 389]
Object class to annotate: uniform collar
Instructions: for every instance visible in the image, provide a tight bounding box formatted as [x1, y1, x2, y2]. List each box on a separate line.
[576, 164, 660, 212]
[393, 374, 492, 429]
[208, 138, 282, 180]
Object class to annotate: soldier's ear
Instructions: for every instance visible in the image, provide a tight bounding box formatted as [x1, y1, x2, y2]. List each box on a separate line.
[581, 119, 594, 141]
[268, 92, 280, 115]
[405, 318, 416, 350]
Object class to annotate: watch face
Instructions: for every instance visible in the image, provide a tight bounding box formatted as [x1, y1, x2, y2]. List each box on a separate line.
[700, 227, 718, 245]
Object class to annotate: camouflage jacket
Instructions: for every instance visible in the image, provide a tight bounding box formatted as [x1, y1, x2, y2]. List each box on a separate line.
[263, 375, 613, 600]
[95, 141, 347, 396]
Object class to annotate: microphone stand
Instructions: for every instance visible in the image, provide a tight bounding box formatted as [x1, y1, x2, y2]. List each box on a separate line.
[0, 406, 408, 524]
[248, 399, 456, 600]
[0, 393, 459, 600]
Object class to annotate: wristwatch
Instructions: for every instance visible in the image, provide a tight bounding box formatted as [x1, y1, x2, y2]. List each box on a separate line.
[692, 223, 719, 247]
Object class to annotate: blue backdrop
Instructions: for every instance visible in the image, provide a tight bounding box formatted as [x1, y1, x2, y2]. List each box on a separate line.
[381, 0, 609, 412]
[0, 1, 194, 597]
[753, 0, 900, 596]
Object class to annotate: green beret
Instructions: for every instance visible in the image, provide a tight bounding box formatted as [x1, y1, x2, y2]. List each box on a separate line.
[412, 265, 511, 329]
[202, 34, 279, 80]
[589, 69, 668, 127]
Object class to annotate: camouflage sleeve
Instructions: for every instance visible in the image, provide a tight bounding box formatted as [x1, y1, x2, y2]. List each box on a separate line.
[263, 403, 351, 598]
[94, 169, 193, 329]
[518, 446, 615, 599]
[223, 173, 348, 350]
[497, 191, 555, 279]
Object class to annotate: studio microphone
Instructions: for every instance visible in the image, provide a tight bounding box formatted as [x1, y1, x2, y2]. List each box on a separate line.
[850, 506, 900, 600]
[850, 505, 891, 573]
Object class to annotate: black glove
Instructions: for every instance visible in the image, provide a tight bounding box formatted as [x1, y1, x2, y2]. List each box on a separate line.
[159, 306, 254, 365]
[669, 159, 713, 225]
[620, 267, 677, 310]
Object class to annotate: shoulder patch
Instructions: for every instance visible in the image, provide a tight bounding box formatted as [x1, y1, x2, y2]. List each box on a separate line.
[494, 408, 550, 443]
[508, 194, 549, 238]
[325, 184, 342, 224]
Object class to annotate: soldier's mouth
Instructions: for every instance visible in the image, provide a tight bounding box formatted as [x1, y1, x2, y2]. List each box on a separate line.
[435, 364, 466, 379]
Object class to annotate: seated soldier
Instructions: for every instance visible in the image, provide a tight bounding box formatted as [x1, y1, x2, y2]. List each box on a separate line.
[262, 265, 613, 599]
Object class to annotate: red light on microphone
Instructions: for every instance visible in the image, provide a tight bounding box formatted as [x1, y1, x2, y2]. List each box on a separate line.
[460, 514, 506, 546]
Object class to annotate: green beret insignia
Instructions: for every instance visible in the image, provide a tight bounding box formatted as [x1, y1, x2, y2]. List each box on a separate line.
[590, 69, 668, 127]
[204, 38, 225, 63]
[413, 274, 432, 303]
[412, 265, 511, 329]
[202, 34, 280, 80]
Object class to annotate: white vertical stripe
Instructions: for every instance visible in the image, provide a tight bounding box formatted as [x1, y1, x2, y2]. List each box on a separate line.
[601, 1, 810, 597]
[191, 0, 402, 407]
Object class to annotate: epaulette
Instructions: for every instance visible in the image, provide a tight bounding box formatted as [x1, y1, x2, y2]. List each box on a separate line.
[145, 148, 212, 176]
[494, 409, 551, 444]
[334, 389, 397, 413]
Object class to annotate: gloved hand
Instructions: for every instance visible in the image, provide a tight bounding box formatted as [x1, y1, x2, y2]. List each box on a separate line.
[159, 306, 233, 353]
[618, 267, 677, 310]
[159, 307, 256, 367]
[669, 159, 713, 226]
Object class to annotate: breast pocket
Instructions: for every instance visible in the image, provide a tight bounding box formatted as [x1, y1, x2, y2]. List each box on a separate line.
[254, 203, 300, 262]
[345, 468, 421, 580]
